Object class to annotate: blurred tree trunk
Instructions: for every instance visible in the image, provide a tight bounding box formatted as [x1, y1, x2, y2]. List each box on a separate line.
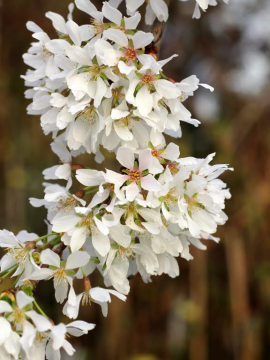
[225, 232, 260, 360]
[189, 249, 208, 360]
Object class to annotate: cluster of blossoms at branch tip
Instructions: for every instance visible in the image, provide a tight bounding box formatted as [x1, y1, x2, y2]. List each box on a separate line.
[0, 0, 231, 358]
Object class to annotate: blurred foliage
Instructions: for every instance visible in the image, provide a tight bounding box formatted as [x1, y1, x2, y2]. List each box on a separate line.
[0, 0, 270, 359]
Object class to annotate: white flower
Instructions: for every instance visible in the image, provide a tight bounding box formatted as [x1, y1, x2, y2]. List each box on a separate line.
[126, 61, 181, 117]
[63, 286, 126, 319]
[114, 0, 169, 25]
[105, 146, 162, 201]
[94, 29, 153, 69]
[178, 0, 229, 19]
[28, 249, 90, 303]
[0, 230, 40, 285]
[46, 320, 95, 358]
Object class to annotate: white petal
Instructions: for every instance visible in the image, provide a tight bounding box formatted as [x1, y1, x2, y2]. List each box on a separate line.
[164, 142, 180, 161]
[45, 11, 66, 34]
[65, 251, 89, 270]
[136, 86, 153, 116]
[76, 169, 104, 186]
[109, 289, 127, 301]
[45, 39, 70, 55]
[104, 169, 127, 186]
[28, 268, 54, 281]
[111, 108, 130, 120]
[54, 280, 69, 304]
[126, 0, 144, 13]
[139, 149, 152, 171]
[155, 79, 181, 99]
[26, 311, 52, 331]
[200, 83, 214, 92]
[94, 217, 109, 235]
[145, 3, 156, 25]
[0, 300, 13, 313]
[79, 24, 96, 42]
[66, 19, 81, 46]
[149, 0, 168, 22]
[133, 31, 154, 49]
[102, 2, 122, 25]
[124, 12, 141, 29]
[90, 287, 111, 302]
[55, 163, 71, 180]
[89, 189, 110, 209]
[103, 28, 128, 47]
[63, 292, 83, 319]
[116, 146, 134, 169]
[92, 230, 110, 257]
[26, 21, 42, 33]
[0, 229, 18, 248]
[70, 227, 88, 252]
[109, 225, 131, 248]
[94, 77, 108, 107]
[67, 320, 95, 335]
[51, 323, 66, 350]
[141, 174, 161, 192]
[95, 39, 120, 66]
[114, 122, 133, 141]
[125, 182, 140, 201]
[197, 0, 209, 10]
[51, 211, 79, 233]
[118, 60, 135, 75]
[75, 0, 97, 15]
[41, 249, 60, 268]
[16, 291, 33, 309]
[4, 330, 20, 358]
[0, 318, 11, 345]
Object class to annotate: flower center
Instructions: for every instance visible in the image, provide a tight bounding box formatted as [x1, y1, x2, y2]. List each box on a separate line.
[42, 45, 52, 58]
[164, 189, 178, 204]
[167, 161, 179, 174]
[58, 197, 78, 210]
[151, 148, 162, 158]
[54, 268, 67, 286]
[124, 47, 137, 61]
[142, 73, 154, 84]
[91, 20, 104, 34]
[8, 248, 28, 265]
[12, 308, 25, 323]
[117, 116, 129, 127]
[128, 169, 141, 182]
[78, 106, 96, 124]
[118, 245, 133, 257]
[112, 88, 124, 103]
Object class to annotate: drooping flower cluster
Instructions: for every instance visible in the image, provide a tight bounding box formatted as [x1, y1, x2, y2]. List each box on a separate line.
[0, 0, 231, 358]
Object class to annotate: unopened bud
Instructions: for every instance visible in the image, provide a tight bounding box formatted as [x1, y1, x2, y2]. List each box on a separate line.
[71, 164, 84, 171]
[25, 241, 37, 249]
[32, 252, 41, 264]
[75, 190, 85, 198]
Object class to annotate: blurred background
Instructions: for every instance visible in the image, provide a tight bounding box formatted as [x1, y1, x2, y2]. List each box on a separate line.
[0, 0, 270, 359]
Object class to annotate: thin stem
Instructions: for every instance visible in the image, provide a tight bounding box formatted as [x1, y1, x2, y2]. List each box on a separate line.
[84, 187, 99, 195]
[33, 232, 58, 242]
[13, 271, 24, 288]
[0, 264, 18, 277]
[81, 267, 86, 277]
[1, 266, 18, 279]
[33, 301, 48, 318]
[40, 236, 61, 250]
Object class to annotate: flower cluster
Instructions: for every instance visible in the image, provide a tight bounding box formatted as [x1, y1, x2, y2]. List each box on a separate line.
[0, 289, 95, 359]
[0, 0, 231, 358]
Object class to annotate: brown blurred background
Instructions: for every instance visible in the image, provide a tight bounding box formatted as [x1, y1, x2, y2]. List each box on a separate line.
[0, 0, 270, 359]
